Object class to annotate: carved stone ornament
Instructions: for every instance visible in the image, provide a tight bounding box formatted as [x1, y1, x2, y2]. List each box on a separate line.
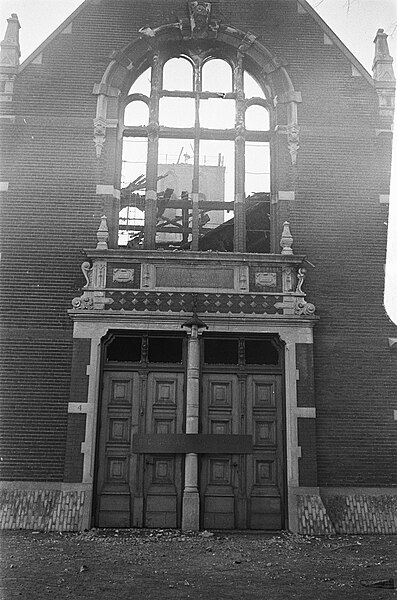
[71, 292, 94, 310]
[113, 268, 135, 283]
[287, 124, 300, 166]
[93, 261, 107, 288]
[93, 116, 107, 159]
[239, 268, 248, 291]
[280, 221, 293, 255]
[296, 267, 306, 294]
[147, 121, 160, 142]
[142, 264, 151, 288]
[235, 120, 245, 142]
[255, 272, 277, 288]
[238, 33, 257, 56]
[189, 2, 211, 36]
[282, 266, 294, 292]
[81, 261, 93, 288]
[185, 1, 218, 39]
[96, 215, 109, 250]
[295, 299, 316, 316]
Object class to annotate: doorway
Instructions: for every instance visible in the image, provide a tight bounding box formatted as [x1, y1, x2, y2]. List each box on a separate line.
[94, 332, 285, 529]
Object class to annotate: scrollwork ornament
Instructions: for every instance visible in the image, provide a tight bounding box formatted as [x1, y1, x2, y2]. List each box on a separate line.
[296, 267, 306, 294]
[71, 293, 94, 310]
[295, 299, 316, 316]
[81, 261, 93, 288]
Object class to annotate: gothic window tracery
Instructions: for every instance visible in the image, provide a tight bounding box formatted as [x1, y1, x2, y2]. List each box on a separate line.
[119, 50, 272, 253]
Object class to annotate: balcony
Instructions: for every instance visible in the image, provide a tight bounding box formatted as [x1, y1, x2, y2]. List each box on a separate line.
[70, 217, 316, 320]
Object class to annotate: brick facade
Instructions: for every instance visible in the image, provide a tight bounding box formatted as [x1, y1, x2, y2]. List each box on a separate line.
[0, 0, 395, 533]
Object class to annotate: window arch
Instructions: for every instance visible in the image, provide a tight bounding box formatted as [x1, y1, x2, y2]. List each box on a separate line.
[163, 57, 193, 91]
[118, 48, 275, 252]
[201, 58, 232, 93]
[124, 99, 149, 127]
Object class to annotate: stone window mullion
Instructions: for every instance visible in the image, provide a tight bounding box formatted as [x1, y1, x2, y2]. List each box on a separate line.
[234, 55, 246, 253]
[144, 53, 162, 249]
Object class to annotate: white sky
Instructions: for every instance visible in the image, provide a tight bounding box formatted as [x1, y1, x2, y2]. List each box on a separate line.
[1, 0, 396, 321]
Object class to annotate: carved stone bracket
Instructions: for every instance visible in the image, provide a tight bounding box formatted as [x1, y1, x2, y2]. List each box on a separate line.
[71, 292, 94, 310]
[295, 298, 316, 316]
[71, 290, 113, 311]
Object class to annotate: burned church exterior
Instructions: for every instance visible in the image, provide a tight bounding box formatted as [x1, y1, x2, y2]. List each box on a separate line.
[0, 0, 396, 533]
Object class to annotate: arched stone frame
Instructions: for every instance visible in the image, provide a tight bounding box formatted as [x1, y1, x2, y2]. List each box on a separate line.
[68, 313, 316, 532]
[92, 19, 302, 252]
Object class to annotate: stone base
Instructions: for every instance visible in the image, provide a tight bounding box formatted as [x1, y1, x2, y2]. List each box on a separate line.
[2, 483, 397, 534]
[296, 487, 397, 535]
[181, 490, 200, 531]
[0, 482, 91, 531]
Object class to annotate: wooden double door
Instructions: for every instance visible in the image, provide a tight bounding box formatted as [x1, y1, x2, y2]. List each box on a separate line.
[95, 368, 285, 529]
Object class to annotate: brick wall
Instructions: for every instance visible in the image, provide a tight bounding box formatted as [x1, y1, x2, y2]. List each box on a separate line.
[0, 0, 395, 491]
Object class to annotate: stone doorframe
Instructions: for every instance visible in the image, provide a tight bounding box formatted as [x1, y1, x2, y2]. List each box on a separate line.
[68, 314, 317, 532]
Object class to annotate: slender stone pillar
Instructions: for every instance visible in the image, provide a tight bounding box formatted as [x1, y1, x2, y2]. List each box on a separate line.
[181, 315, 207, 530]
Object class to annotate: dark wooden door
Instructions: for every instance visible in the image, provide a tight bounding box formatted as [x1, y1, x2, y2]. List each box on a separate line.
[142, 372, 184, 527]
[200, 373, 284, 529]
[96, 370, 184, 528]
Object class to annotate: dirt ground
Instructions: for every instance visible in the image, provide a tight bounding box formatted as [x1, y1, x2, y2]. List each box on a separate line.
[0, 529, 396, 600]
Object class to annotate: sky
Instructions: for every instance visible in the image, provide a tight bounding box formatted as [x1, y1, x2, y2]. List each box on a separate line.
[1, 0, 397, 321]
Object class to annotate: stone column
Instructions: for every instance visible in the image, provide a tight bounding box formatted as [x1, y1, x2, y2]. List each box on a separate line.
[182, 315, 207, 530]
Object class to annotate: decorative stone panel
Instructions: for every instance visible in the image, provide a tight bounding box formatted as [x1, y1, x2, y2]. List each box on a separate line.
[105, 291, 283, 315]
[249, 267, 282, 293]
[0, 488, 86, 531]
[106, 263, 141, 289]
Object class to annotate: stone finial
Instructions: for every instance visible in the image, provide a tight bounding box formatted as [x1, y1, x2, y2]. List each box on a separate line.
[372, 29, 395, 121]
[96, 215, 109, 249]
[0, 14, 20, 70]
[373, 29, 395, 82]
[280, 221, 294, 255]
[0, 14, 21, 102]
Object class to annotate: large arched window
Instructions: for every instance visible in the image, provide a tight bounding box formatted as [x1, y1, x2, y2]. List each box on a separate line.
[119, 51, 272, 252]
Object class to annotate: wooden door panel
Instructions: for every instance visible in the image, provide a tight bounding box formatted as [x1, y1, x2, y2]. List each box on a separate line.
[97, 370, 184, 529]
[143, 373, 184, 528]
[201, 372, 284, 530]
[201, 375, 239, 529]
[247, 375, 284, 530]
[96, 372, 139, 527]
